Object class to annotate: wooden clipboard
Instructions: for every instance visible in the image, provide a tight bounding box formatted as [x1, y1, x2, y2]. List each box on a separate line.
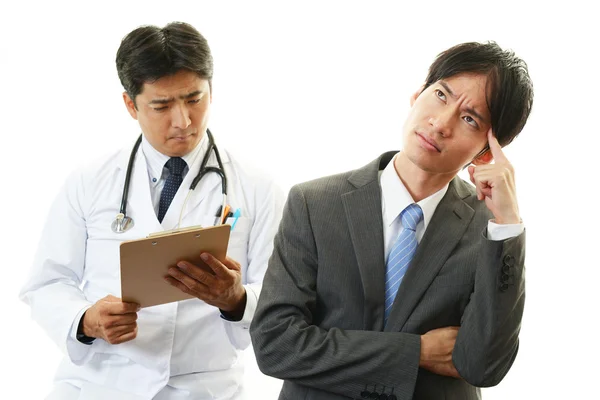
[120, 224, 230, 308]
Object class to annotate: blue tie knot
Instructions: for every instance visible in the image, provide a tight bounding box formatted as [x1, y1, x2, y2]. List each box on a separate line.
[166, 157, 187, 176]
[400, 203, 423, 231]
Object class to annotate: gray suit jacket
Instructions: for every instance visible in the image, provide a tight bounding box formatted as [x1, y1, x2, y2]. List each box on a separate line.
[250, 152, 525, 400]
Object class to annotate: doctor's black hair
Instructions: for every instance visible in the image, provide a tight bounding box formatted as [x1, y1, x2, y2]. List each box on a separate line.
[421, 41, 534, 149]
[116, 21, 213, 108]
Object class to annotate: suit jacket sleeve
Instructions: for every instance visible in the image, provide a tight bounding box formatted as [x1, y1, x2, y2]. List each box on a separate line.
[250, 184, 422, 399]
[452, 227, 526, 387]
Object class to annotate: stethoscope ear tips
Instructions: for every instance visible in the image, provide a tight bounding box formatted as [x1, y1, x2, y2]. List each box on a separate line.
[112, 213, 135, 233]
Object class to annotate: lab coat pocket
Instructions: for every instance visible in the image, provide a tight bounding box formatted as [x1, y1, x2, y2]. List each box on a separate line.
[225, 217, 251, 266]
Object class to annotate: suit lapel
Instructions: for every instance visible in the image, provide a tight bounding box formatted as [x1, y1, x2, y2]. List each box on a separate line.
[342, 152, 396, 330]
[385, 177, 475, 332]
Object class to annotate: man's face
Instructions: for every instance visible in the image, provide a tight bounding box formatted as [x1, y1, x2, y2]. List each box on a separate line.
[401, 73, 492, 175]
[123, 69, 212, 157]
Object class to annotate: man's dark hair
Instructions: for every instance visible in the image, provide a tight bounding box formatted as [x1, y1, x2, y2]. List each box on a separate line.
[116, 22, 213, 108]
[423, 41, 533, 148]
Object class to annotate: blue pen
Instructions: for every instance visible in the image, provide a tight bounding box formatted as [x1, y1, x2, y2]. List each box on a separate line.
[230, 208, 241, 231]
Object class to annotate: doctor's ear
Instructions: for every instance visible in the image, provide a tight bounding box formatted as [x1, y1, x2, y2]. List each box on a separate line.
[410, 85, 426, 107]
[123, 92, 138, 120]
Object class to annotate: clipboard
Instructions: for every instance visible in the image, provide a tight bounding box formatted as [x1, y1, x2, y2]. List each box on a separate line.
[120, 224, 230, 308]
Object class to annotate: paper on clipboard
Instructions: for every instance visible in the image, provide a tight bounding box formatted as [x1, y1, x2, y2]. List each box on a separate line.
[120, 224, 230, 308]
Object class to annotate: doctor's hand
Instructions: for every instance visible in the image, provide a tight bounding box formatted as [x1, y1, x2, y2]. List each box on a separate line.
[83, 295, 140, 345]
[419, 326, 461, 379]
[165, 253, 247, 320]
[468, 130, 520, 225]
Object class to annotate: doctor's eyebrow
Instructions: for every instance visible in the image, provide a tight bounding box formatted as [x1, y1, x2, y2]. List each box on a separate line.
[439, 81, 487, 124]
[148, 90, 204, 105]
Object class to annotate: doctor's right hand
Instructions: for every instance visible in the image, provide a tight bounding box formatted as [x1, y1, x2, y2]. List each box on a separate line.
[82, 295, 140, 345]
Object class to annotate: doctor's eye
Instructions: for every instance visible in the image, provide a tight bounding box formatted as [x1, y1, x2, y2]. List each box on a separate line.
[434, 89, 446, 102]
[153, 106, 168, 112]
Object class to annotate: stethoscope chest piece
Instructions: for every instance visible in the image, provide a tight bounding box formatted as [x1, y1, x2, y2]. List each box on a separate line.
[112, 212, 135, 233]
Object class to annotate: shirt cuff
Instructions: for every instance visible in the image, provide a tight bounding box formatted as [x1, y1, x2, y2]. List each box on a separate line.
[220, 284, 258, 329]
[487, 220, 525, 241]
[66, 305, 95, 362]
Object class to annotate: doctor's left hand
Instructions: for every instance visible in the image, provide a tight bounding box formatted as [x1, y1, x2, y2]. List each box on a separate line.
[165, 253, 247, 320]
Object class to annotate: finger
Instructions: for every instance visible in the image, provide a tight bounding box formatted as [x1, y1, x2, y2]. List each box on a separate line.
[487, 129, 508, 163]
[222, 257, 242, 272]
[199, 253, 232, 278]
[176, 261, 216, 285]
[108, 300, 140, 315]
[109, 325, 138, 345]
[165, 269, 208, 294]
[106, 313, 138, 328]
[467, 165, 476, 185]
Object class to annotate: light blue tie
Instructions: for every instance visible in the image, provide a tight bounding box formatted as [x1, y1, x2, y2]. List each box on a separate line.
[384, 203, 423, 324]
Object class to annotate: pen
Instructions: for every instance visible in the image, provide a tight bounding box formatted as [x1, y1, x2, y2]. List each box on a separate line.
[221, 205, 231, 225]
[230, 208, 241, 231]
[214, 205, 223, 226]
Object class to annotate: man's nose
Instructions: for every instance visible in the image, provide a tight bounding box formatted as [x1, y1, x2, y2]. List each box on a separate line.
[171, 103, 191, 129]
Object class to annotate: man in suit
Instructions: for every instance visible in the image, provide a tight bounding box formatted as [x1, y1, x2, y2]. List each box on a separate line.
[250, 41, 533, 399]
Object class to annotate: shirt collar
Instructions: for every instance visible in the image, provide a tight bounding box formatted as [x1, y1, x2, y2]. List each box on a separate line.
[141, 133, 209, 181]
[380, 152, 449, 230]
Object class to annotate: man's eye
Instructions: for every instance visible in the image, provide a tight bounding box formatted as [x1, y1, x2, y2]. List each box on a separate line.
[188, 99, 201, 104]
[153, 106, 168, 111]
[435, 89, 446, 101]
[463, 116, 478, 127]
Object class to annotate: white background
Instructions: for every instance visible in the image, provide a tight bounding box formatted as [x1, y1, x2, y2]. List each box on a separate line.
[1, 1, 598, 399]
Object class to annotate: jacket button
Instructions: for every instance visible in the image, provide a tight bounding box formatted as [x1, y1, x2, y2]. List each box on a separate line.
[379, 394, 389, 400]
[502, 264, 511, 274]
[361, 390, 371, 398]
[504, 254, 515, 267]
[500, 283, 509, 291]
[388, 395, 397, 400]
[501, 274, 510, 282]
[369, 392, 380, 399]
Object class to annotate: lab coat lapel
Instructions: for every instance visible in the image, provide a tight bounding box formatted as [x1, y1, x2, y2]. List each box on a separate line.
[125, 148, 163, 234]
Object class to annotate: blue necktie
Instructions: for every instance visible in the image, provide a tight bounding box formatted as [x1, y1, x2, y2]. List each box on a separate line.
[384, 203, 423, 324]
[158, 157, 187, 223]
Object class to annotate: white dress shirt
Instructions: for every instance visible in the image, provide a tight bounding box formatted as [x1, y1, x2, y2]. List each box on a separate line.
[380, 153, 524, 262]
[142, 134, 206, 216]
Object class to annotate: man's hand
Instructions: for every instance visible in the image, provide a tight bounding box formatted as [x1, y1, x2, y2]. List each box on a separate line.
[419, 326, 461, 378]
[83, 295, 139, 345]
[468, 130, 520, 224]
[165, 254, 247, 319]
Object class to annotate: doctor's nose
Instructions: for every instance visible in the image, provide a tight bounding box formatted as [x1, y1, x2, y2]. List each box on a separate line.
[171, 104, 192, 129]
[428, 109, 454, 137]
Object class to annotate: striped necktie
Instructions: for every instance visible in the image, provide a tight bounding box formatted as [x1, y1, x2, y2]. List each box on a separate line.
[384, 203, 423, 325]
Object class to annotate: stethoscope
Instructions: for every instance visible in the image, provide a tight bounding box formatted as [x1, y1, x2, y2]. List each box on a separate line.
[111, 129, 228, 233]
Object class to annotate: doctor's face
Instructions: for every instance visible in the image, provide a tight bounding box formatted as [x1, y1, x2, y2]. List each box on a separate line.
[401, 73, 492, 175]
[123, 69, 212, 157]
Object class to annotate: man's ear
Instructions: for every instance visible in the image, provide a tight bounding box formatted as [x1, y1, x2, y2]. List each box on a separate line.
[472, 148, 494, 165]
[410, 85, 425, 107]
[123, 92, 138, 120]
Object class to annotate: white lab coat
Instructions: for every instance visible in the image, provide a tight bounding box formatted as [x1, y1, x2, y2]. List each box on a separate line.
[20, 136, 284, 399]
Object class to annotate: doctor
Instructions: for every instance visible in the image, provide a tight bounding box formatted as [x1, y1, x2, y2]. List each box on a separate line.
[20, 22, 283, 400]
